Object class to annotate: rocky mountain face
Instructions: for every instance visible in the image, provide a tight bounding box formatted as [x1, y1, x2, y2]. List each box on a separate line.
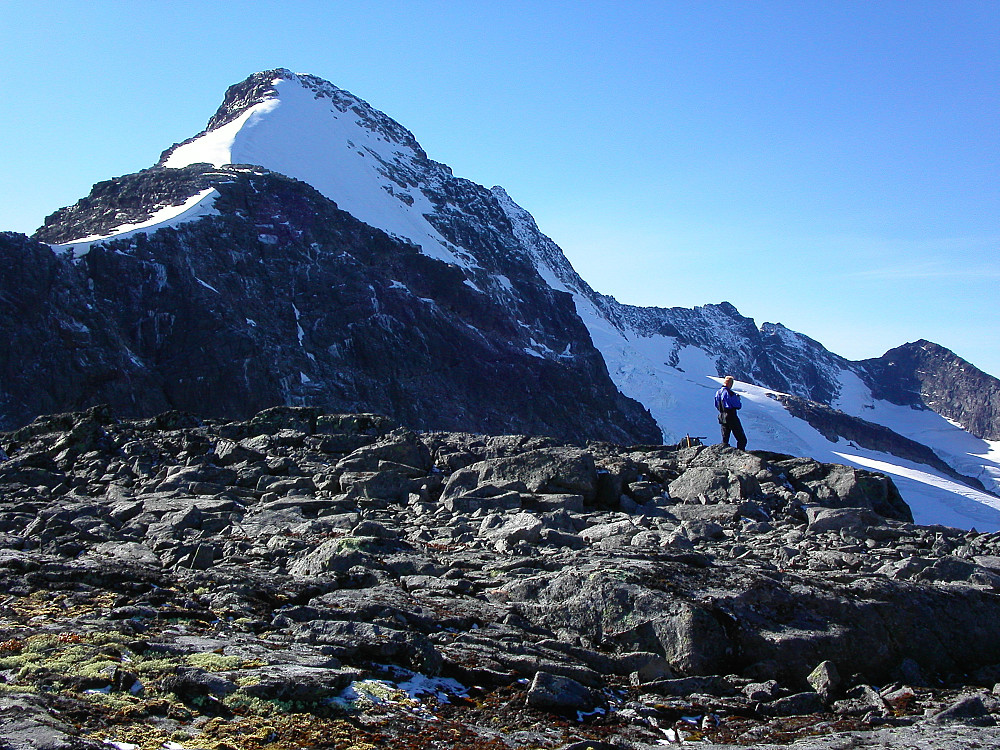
[5, 66, 1000, 750]
[9, 164, 659, 444]
[3, 406, 1000, 749]
[599, 298, 853, 406]
[488, 185, 1000, 473]
[861, 340, 1000, 441]
[581, 291, 1000, 444]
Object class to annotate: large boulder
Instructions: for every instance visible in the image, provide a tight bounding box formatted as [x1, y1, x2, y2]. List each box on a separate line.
[480, 512, 544, 552]
[0, 693, 104, 750]
[776, 457, 912, 522]
[668, 466, 760, 504]
[497, 567, 734, 676]
[525, 671, 605, 715]
[336, 429, 433, 473]
[247, 406, 322, 435]
[441, 448, 599, 504]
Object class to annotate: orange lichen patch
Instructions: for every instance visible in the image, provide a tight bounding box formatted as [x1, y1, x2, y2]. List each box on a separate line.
[883, 686, 917, 715]
[0, 638, 24, 654]
[200, 715, 371, 750]
[88, 725, 176, 750]
[703, 714, 874, 746]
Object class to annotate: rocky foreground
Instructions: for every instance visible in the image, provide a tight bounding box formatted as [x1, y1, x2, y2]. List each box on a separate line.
[3, 406, 1000, 749]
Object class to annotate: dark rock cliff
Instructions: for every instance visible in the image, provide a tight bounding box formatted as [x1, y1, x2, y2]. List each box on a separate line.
[7, 165, 660, 444]
[12, 67, 1000, 484]
[861, 340, 1000, 441]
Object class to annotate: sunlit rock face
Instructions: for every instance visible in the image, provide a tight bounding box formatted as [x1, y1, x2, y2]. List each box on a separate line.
[860, 340, 1000, 441]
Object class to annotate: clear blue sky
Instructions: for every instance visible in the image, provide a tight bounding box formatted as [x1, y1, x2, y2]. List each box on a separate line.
[2, 1, 998, 377]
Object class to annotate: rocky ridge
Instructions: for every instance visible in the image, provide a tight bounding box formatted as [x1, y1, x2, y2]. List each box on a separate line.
[861, 340, 1000, 441]
[3, 406, 1000, 749]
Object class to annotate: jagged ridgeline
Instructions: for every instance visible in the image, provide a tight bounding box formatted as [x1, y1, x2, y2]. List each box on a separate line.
[3, 405, 1000, 747]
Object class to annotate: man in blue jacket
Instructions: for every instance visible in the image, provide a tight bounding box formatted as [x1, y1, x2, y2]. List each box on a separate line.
[715, 375, 747, 450]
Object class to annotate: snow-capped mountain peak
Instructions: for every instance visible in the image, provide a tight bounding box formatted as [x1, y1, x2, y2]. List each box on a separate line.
[161, 69, 467, 267]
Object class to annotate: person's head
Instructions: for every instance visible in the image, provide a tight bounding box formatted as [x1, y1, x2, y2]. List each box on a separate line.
[723, 376, 735, 388]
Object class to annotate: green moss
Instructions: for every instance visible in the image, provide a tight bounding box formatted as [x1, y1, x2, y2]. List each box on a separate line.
[185, 652, 244, 671]
[589, 567, 636, 583]
[330, 536, 381, 553]
[131, 656, 178, 676]
[223, 691, 282, 717]
[3, 639, 121, 683]
[0, 655, 25, 671]
[22, 634, 59, 653]
[223, 689, 353, 721]
[82, 690, 145, 714]
[88, 632, 130, 647]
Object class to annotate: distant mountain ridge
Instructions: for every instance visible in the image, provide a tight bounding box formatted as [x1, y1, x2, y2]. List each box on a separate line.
[860, 340, 1000, 441]
[5, 68, 1000, 529]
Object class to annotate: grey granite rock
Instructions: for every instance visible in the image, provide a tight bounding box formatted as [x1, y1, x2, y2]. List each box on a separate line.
[1, 407, 1000, 748]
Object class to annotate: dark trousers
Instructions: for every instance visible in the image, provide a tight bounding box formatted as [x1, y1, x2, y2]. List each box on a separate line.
[720, 412, 747, 450]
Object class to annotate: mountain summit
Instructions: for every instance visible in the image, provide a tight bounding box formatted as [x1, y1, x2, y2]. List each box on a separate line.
[8, 69, 1000, 530]
[160, 70, 470, 268]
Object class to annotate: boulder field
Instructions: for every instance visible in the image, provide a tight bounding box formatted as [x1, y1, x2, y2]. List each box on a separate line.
[2, 405, 1000, 749]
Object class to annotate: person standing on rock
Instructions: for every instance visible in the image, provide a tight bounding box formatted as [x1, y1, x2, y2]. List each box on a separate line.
[715, 375, 747, 450]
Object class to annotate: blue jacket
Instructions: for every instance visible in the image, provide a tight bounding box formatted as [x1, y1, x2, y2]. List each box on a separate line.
[715, 386, 742, 412]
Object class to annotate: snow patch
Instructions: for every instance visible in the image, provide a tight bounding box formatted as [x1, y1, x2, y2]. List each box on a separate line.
[52, 189, 220, 258]
[331, 668, 468, 717]
[195, 277, 219, 294]
[292, 304, 305, 346]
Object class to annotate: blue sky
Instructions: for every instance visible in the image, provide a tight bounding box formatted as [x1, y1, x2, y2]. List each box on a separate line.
[2, 1, 997, 377]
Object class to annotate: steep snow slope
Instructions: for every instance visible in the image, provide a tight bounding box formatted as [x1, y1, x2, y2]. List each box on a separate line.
[834, 370, 1000, 499]
[583, 318, 1000, 530]
[163, 73, 469, 268]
